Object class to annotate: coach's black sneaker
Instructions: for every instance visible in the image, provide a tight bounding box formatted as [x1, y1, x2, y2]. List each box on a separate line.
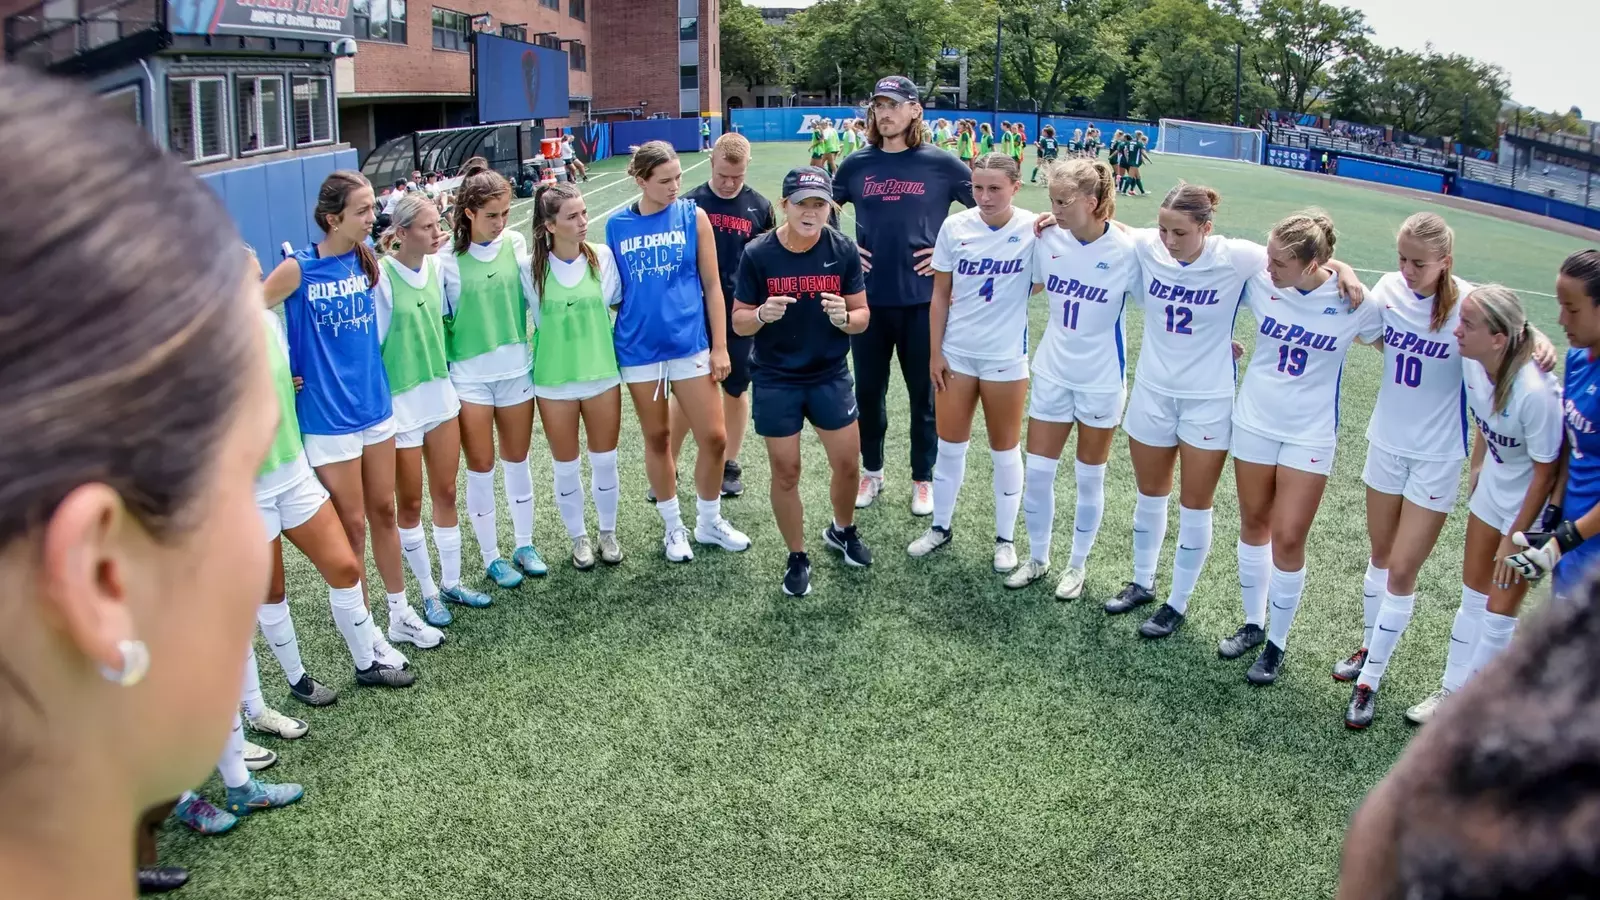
[355, 661, 415, 689]
[721, 460, 744, 498]
[288, 673, 338, 707]
[1104, 581, 1156, 615]
[1218, 623, 1266, 660]
[1247, 641, 1285, 685]
[783, 552, 812, 597]
[823, 523, 873, 567]
[1345, 683, 1377, 729]
[1138, 603, 1185, 639]
[1332, 647, 1368, 682]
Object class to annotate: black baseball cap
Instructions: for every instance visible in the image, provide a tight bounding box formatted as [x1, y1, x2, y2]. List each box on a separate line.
[872, 75, 919, 104]
[782, 166, 832, 203]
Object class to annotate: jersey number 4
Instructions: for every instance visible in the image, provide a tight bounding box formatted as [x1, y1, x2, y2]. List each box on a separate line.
[1164, 304, 1193, 334]
[979, 277, 995, 303]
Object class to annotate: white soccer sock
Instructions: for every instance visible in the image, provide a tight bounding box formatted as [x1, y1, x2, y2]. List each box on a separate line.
[239, 645, 265, 719]
[256, 601, 306, 686]
[1442, 585, 1489, 693]
[553, 456, 587, 539]
[1131, 491, 1169, 590]
[1265, 565, 1308, 651]
[1357, 590, 1415, 691]
[1468, 612, 1517, 677]
[657, 496, 685, 532]
[1361, 560, 1388, 649]
[502, 458, 535, 548]
[398, 525, 438, 598]
[932, 438, 969, 531]
[386, 591, 409, 627]
[589, 449, 620, 532]
[1166, 506, 1214, 615]
[1022, 454, 1059, 564]
[991, 446, 1023, 543]
[1238, 540, 1271, 627]
[433, 524, 463, 590]
[466, 468, 500, 565]
[1069, 461, 1107, 570]
[217, 711, 250, 790]
[696, 495, 722, 529]
[329, 584, 376, 669]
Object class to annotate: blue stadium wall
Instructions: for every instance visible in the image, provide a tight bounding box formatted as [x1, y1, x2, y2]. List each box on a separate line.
[199, 148, 361, 275]
[728, 107, 1158, 147]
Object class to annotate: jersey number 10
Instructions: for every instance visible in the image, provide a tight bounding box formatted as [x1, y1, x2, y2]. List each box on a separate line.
[1392, 352, 1423, 387]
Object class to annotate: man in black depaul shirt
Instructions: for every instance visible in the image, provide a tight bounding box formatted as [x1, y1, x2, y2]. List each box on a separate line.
[833, 75, 974, 516]
[676, 133, 776, 498]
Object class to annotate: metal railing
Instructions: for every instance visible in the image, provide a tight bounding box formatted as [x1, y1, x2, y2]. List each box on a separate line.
[4, 0, 164, 68]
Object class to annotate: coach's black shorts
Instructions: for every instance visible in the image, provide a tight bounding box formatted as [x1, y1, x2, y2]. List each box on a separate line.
[723, 335, 754, 398]
[752, 373, 857, 438]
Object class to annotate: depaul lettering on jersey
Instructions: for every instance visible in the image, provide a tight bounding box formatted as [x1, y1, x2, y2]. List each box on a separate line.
[1258, 315, 1340, 352]
[957, 258, 1027, 277]
[1148, 277, 1219, 306]
[1566, 398, 1597, 438]
[860, 176, 927, 200]
[1381, 325, 1451, 359]
[1045, 275, 1112, 304]
[307, 273, 375, 335]
[1471, 407, 1520, 464]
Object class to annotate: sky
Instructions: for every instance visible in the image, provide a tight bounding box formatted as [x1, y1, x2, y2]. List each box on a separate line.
[743, 0, 1599, 117]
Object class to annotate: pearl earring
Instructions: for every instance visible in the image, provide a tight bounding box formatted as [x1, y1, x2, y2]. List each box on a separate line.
[99, 639, 150, 687]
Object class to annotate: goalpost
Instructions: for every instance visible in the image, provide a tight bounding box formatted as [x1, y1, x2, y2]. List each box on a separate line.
[1156, 119, 1265, 164]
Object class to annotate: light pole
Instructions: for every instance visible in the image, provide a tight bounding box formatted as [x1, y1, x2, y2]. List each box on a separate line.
[991, 14, 1001, 116]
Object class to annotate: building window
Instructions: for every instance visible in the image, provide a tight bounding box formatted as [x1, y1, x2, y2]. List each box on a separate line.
[353, 0, 407, 43]
[236, 75, 286, 154]
[431, 7, 470, 50]
[168, 76, 229, 164]
[102, 85, 141, 124]
[678, 16, 696, 41]
[538, 0, 557, 9]
[535, 33, 559, 49]
[568, 41, 586, 70]
[568, 0, 583, 21]
[500, 23, 524, 40]
[291, 76, 333, 146]
[680, 65, 697, 90]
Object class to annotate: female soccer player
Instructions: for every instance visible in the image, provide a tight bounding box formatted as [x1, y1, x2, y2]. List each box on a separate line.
[958, 120, 978, 169]
[1509, 251, 1600, 596]
[910, 153, 1036, 572]
[375, 195, 492, 622]
[1126, 132, 1151, 195]
[733, 166, 873, 595]
[1013, 122, 1027, 166]
[1006, 159, 1139, 598]
[1110, 130, 1127, 189]
[262, 172, 444, 655]
[1030, 125, 1059, 184]
[1403, 285, 1559, 724]
[529, 182, 626, 569]
[1218, 212, 1383, 685]
[979, 122, 995, 156]
[1069, 128, 1085, 158]
[607, 141, 750, 561]
[440, 169, 548, 588]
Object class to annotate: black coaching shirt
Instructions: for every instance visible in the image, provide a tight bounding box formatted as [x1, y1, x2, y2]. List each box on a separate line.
[684, 182, 776, 310]
[832, 142, 974, 308]
[733, 227, 865, 385]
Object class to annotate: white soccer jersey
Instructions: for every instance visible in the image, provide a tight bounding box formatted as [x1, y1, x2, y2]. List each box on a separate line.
[1365, 271, 1474, 462]
[931, 206, 1037, 360]
[1129, 231, 1266, 400]
[1465, 358, 1562, 515]
[1233, 271, 1383, 445]
[1031, 223, 1141, 393]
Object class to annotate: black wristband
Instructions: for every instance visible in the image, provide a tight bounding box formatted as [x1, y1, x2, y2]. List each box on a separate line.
[1538, 504, 1564, 531]
[1556, 520, 1585, 554]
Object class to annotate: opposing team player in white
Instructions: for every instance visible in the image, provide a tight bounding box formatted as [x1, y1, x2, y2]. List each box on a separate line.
[1218, 211, 1382, 685]
[911, 153, 1036, 571]
[1402, 285, 1561, 724]
[1005, 158, 1139, 598]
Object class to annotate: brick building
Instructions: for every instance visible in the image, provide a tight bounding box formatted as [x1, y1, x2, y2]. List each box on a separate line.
[339, 0, 720, 158]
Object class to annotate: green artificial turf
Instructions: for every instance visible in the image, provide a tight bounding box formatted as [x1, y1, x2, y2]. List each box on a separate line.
[160, 143, 1595, 899]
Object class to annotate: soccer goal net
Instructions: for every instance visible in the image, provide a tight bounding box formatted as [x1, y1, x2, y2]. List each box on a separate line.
[1156, 119, 1265, 164]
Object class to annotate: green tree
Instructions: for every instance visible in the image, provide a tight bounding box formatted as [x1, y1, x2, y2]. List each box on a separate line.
[1127, 0, 1255, 121]
[786, 0, 981, 101]
[1247, 0, 1368, 113]
[1329, 43, 1507, 145]
[720, 0, 783, 92]
[979, 0, 1127, 113]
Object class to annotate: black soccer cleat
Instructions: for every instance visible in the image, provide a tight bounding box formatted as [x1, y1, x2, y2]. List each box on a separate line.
[721, 459, 744, 498]
[355, 662, 415, 689]
[1247, 641, 1285, 685]
[782, 551, 812, 597]
[1345, 684, 1378, 729]
[822, 523, 873, 567]
[1104, 581, 1156, 615]
[1138, 603, 1185, 639]
[288, 673, 338, 707]
[1218, 624, 1266, 660]
[1332, 647, 1368, 682]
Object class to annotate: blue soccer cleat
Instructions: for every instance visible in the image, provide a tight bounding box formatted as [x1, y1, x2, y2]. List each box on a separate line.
[172, 792, 238, 835]
[442, 583, 493, 608]
[223, 777, 304, 817]
[485, 558, 523, 589]
[420, 593, 453, 627]
[512, 544, 548, 577]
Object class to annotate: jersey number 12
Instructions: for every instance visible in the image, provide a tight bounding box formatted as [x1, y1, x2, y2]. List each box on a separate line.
[1164, 304, 1193, 334]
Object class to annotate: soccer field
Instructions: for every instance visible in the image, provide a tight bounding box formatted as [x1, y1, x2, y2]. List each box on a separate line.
[165, 142, 1595, 898]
